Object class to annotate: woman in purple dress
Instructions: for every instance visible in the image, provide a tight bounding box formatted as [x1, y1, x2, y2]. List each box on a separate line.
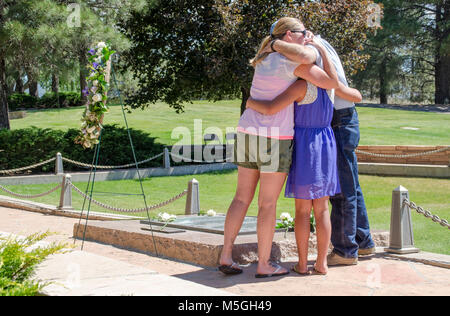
[247, 38, 362, 275]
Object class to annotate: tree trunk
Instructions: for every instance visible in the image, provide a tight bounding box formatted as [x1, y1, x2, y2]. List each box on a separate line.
[240, 86, 250, 116]
[435, 2, 450, 105]
[435, 54, 450, 105]
[0, 54, 10, 130]
[28, 80, 39, 97]
[15, 77, 24, 94]
[51, 73, 59, 94]
[79, 52, 88, 104]
[379, 58, 388, 104]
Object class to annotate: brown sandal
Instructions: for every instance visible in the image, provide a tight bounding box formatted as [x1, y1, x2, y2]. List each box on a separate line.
[312, 266, 328, 276]
[292, 264, 311, 276]
[218, 262, 243, 275]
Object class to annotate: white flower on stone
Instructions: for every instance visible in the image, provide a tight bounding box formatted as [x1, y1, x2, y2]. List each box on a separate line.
[207, 209, 217, 217]
[158, 212, 176, 222]
[92, 93, 103, 103]
[280, 212, 293, 222]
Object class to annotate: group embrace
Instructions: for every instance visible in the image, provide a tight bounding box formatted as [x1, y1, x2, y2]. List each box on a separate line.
[219, 17, 375, 278]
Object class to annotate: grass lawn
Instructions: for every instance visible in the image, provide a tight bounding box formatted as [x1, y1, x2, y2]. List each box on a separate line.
[10, 100, 450, 146]
[3, 172, 449, 255]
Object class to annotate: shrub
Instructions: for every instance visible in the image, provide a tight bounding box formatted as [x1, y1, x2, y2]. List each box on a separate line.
[0, 232, 69, 296]
[7, 92, 82, 111]
[38, 92, 82, 108]
[0, 125, 166, 174]
[7, 93, 38, 111]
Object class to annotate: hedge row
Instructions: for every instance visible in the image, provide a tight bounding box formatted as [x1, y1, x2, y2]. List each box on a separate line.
[0, 125, 167, 174]
[8, 92, 82, 111]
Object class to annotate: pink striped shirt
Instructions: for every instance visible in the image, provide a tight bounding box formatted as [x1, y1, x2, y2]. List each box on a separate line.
[238, 53, 300, 139]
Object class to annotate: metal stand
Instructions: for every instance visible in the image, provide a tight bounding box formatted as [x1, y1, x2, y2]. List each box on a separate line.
[74, 61, 159, 257]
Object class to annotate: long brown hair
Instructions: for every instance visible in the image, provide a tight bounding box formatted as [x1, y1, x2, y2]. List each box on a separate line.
[250, 17, 303, 68]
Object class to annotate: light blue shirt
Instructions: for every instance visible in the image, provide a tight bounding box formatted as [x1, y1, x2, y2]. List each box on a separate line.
[308, 36, 354, 110]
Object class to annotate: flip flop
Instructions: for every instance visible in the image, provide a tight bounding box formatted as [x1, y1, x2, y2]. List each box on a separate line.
[312, 266, 328, 276]
[218, 262, 243, 275]
[292, 264, 312, 276]
[255, 264, 290, 279]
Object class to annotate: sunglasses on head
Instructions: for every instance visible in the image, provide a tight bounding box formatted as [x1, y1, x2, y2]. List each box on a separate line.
[291, 29, 308, 37]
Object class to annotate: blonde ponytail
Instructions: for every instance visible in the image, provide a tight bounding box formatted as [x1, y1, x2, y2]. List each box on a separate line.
[250, 17, 303, 68]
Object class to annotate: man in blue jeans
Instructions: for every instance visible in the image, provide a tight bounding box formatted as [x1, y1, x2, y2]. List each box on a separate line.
[270, 25, 376, 265]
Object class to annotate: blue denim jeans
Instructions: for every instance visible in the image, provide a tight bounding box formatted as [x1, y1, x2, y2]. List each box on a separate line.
[330, 107, 375, 258]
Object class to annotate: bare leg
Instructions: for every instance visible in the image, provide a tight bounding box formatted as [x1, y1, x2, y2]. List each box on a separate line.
[220, 167, 260, 266]
[256, 172, 288, 275]
[313, 196, 331, 274]
[295, 199, 313, 273]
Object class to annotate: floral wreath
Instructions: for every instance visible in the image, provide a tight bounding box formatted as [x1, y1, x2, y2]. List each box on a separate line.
[75, 42, 115, 149]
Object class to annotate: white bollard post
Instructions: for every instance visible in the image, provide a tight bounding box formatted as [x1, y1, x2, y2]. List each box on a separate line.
[163, 148, 171, 169]
[385, 186, 420, 254]
[185, 178, 200, 215]
[58, 174, 73, 211]
[55, 153, 64, 175]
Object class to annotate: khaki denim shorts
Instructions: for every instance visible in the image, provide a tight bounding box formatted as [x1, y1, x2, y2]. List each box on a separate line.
[233, 132, 293, 173]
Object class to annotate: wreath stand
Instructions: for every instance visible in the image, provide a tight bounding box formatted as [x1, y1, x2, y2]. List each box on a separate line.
[74, 58, 159, 257]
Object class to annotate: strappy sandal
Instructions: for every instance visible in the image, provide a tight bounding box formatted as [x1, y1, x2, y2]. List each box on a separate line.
[292, 264, 312, 276]
[255, 263, 290, 279]
[218, 262, 243, 275]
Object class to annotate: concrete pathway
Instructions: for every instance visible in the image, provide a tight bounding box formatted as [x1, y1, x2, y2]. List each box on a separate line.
[36, 250, 232, 296]
[1, 206, 449, 296]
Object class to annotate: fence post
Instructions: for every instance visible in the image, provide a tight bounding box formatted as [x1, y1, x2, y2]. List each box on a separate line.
[55, 153, 64, 175]
[163, 148, 171, 169]
[58, 174, 73, 211]
[385, 186, 420, 254]
[185, 178, 200, 215]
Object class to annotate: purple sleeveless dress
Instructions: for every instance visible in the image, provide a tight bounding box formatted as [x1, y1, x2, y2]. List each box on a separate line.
[285, 83, 341, 200]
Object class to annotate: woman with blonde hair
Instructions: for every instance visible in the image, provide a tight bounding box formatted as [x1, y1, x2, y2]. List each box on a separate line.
[219, 17, 344, 278]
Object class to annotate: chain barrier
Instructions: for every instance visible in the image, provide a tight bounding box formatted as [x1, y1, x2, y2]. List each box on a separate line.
[170, 152, 232, 164]
[403, 199, 450, 230]
[0, 183, 62, 199]
[356, 146, 450, 159]
[62, 152, 165, 170]
[69, 181, 187, 214]
[0, 150, 233, 175]
[0, 158, 56, 175]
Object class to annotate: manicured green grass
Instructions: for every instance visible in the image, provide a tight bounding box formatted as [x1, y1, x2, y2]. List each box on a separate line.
[3, 172, 449, 255]
[10, 101, 450, 146]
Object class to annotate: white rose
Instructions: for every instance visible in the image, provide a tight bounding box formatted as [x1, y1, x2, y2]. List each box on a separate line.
[280, 212, 292, 221]
[158, 212, 176, 222]
[207, 209, 217, 217]
[92, 93, 103, 103]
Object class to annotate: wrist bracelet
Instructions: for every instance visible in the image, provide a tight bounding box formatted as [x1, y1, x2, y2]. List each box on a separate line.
[270, 40, 278, 53]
